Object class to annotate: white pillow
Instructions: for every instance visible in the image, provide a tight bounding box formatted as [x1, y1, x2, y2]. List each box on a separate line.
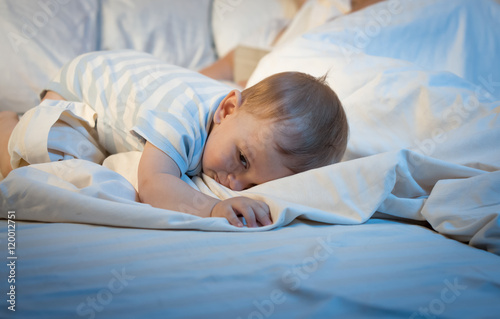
[0, 0, 100, 113]
[274, 0, 351, 47]
[212, 0, 298, 57]
[248, 0, 500, 169]
[100, 0, 216, 70]
[249, 0, 500, 91]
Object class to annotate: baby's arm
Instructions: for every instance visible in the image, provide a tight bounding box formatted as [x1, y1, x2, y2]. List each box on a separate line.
[138, 142, 272, 227]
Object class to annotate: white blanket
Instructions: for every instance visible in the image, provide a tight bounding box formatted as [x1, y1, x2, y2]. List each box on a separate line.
[1, 149, 499, 255]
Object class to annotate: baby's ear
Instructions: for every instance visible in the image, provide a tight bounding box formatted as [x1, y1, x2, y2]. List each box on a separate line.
[213, 89, 242, 123]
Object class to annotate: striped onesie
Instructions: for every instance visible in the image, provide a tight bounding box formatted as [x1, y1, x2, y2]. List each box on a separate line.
[40, 50, 232, 176]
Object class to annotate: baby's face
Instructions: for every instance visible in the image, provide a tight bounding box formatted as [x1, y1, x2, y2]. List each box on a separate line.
[202, 110, 293, 191]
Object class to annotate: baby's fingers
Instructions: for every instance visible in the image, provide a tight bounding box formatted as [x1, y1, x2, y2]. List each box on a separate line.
[235, 206, 257, 228]
[212, 198, 272, 228]
[237, 200, 270, 228]
[253, 201, 272, 226]
[229, 215, 244, 228]
[212, 202, 244, 227]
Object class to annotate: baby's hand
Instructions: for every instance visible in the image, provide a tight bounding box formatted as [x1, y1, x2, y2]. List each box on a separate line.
[211, 197, 272, 228]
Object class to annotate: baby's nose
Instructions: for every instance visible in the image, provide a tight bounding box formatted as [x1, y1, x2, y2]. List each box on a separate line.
[228, 174, 244, 191]
[228, 174, 251, 191]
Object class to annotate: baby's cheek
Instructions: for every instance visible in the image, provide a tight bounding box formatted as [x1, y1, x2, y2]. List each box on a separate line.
[222, 157, 240, 174]
[201, 150, 213, 173]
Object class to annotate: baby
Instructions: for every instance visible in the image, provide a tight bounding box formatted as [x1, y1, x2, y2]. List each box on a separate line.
[0, 50, 348, 227]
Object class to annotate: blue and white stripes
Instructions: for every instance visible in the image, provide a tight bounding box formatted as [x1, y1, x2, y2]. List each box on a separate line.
[46, 50, 231, 175]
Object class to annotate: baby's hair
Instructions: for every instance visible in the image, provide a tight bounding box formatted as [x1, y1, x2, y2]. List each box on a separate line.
[240, 71, 349, 173]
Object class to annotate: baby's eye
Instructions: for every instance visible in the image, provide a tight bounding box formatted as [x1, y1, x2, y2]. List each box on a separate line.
[239, 152, 248, 168]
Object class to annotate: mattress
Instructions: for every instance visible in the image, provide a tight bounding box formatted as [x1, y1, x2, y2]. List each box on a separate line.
[1, 218, 499, 318]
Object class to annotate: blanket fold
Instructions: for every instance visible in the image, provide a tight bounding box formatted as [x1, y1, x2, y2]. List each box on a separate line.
[1, 149, 498, 255]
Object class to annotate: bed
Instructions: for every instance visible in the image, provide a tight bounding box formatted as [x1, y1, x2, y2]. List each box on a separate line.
[1, 0, 500, 318]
